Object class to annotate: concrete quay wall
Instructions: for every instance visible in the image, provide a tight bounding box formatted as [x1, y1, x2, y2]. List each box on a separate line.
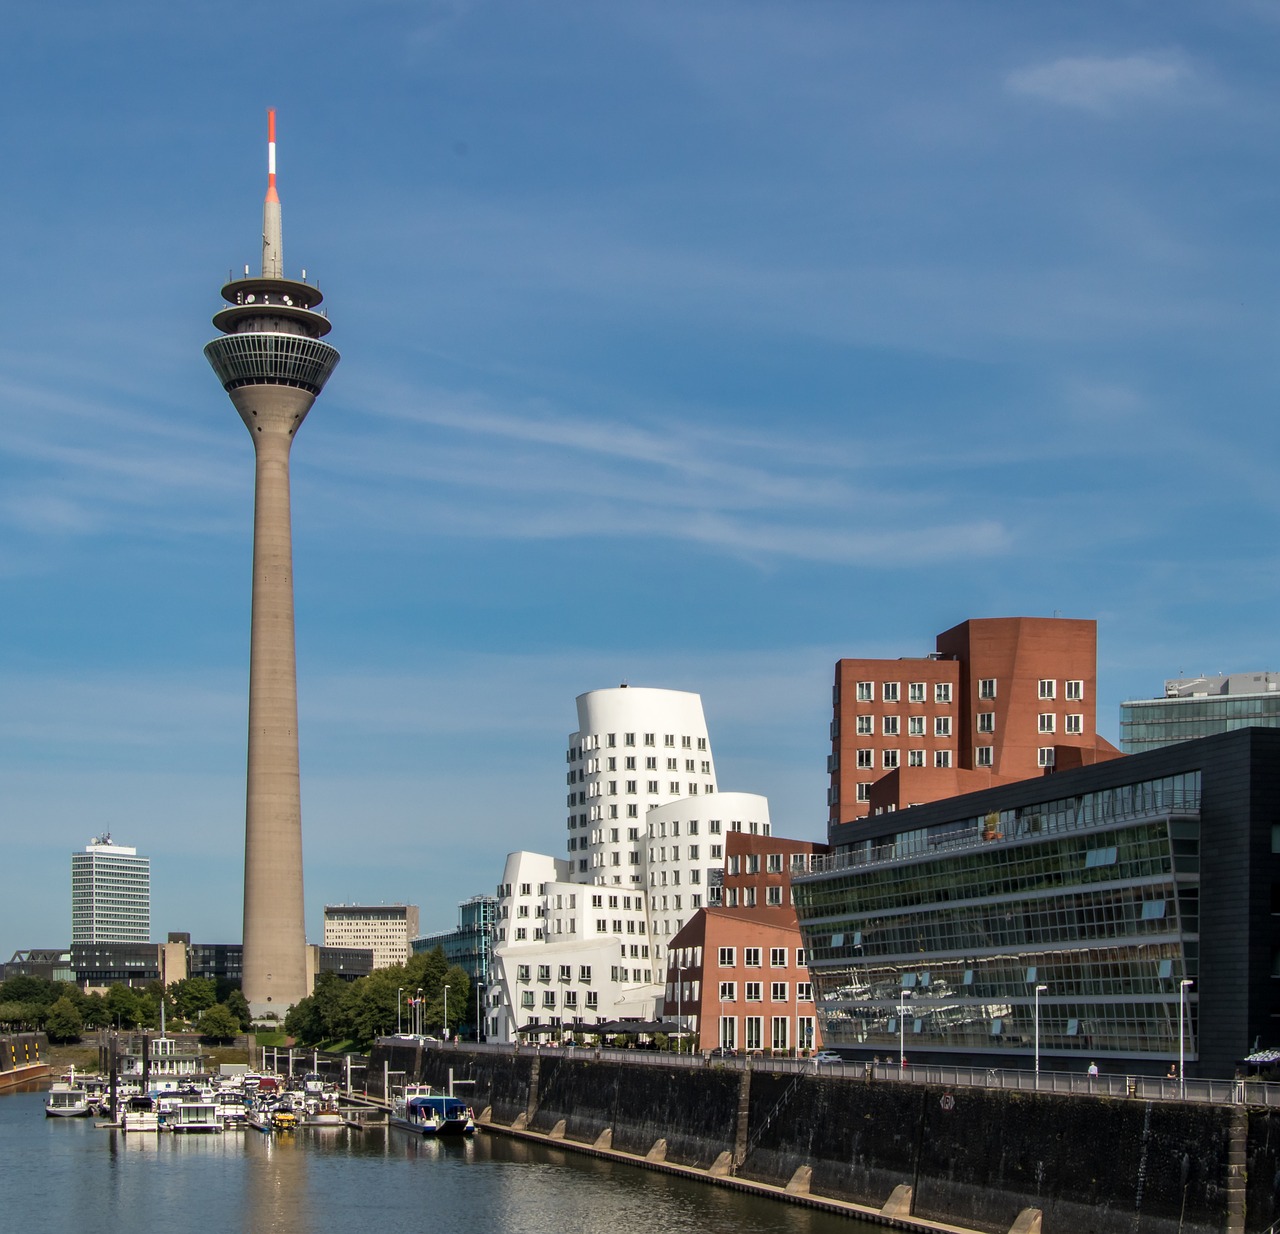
[369, 1044, 1277, 1234]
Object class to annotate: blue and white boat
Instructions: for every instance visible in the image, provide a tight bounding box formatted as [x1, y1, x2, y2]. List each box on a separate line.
[389, 1086, 475, 1137]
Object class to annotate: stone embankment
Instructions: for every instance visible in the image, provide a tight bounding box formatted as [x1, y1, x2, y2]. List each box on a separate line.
[369, 1041, 1278, 1234]
[0, 1033, 50, 1090]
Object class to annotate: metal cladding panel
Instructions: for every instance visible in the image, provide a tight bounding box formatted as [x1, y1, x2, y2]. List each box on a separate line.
[204, 332, 339, 394]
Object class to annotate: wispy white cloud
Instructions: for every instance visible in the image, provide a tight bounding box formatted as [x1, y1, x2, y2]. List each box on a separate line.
[1005, 51, 1195, 113]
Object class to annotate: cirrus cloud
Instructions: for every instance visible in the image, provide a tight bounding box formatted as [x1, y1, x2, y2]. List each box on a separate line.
[1006, 51, 1194, 113]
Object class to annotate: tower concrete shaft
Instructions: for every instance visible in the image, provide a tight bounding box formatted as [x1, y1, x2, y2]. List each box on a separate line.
[204, 111, 339, 1016]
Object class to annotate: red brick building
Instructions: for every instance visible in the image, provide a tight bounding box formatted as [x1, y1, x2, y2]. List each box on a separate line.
[829, 617, 1120, 836]
[663, 832, 827, 1052]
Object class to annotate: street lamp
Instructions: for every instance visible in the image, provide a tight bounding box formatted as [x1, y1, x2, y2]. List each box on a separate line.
[397, 987, 404, 1035]
[416, 988, 423, 1037]
[1179, 978, 1194, 1097]
[444, 984, 451, 1042]
[1034, 984, 1048, 1081]
[899, 988, 910, 1071]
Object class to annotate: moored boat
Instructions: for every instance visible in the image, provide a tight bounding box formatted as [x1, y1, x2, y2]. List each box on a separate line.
[389, 1086, 475, 1137]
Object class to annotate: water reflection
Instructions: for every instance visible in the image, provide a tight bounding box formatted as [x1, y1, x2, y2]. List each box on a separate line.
[1, 1089, 876, 1234]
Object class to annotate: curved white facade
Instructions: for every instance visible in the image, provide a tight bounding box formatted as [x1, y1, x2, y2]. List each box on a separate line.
[487, 685, 771, 1042]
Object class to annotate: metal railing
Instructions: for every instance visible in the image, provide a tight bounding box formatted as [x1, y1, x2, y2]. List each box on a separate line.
[437, 1040, 1280, 1107]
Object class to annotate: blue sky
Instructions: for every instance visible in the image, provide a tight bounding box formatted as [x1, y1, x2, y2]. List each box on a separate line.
[3, 2, 1279, 955]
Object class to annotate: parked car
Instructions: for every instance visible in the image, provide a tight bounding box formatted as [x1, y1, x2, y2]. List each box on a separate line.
[708, 1046, 738, 1059]
[813, 1050, 844, 1065]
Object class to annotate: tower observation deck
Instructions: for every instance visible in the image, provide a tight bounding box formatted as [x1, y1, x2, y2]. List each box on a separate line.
[205, 111, 339, 1017]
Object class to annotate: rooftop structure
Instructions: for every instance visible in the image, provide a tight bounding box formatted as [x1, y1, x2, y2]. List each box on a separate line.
[204, 111, 340, 1016]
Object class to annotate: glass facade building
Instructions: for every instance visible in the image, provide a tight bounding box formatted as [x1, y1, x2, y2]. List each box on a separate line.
[795, 729, 1280, 1077]
[1121, 690, 1280, 753]
[413, 895, 498, 986]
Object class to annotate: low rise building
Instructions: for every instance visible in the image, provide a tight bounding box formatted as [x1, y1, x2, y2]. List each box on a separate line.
[662, 831, 827, 1052]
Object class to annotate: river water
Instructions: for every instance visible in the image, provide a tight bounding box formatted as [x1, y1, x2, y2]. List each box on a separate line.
[1, 1083, 878, 1234]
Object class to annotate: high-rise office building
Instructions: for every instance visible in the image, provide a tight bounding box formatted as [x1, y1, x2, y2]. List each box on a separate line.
[204, 112, 340, 1015]
[1120, 671, 1280, 753]
[71, 835, 150, 945]
[828, 617, 1120, 838]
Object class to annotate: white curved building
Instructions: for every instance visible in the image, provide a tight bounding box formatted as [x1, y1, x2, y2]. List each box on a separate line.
[487, 686, 773, 1042]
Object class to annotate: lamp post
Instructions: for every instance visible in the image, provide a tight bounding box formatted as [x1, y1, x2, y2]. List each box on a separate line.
[416, 988, 423, 1037]
[476, 981, 483, 1044]
[899, 988, 910, 1072]
[1034, 984, 1048, 1083]
[444, 984, 451, 1042]
[397, 987, 404, 1035]
[1179, 978, 1194, 1098]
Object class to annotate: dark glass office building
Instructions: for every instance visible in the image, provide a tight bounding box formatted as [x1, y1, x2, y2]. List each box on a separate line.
[794, 728, 1280, 1077]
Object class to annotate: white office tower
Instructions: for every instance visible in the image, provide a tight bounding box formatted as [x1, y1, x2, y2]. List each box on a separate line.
[487, 686, 771, 1042]
[71, 835, 151, 945]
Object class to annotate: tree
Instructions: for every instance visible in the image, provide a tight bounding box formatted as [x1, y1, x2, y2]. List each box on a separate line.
[0, 976, 56, 1008]
[45, 996, 84, 1044]
[104, 983, 142, 1029]
[224, 989, 251, 1032]
[0, 1002, 34, 1030]
[198, 1003, 241, 1043]
[170, 977, 217, 1022]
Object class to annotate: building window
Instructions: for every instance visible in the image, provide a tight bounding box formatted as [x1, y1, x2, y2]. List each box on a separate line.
[771, 981, 787, 1001]
[883, 682, 900, 703]
[856, 749, 873, 768]
[935, 750, 952, 768]
[856, 715, 873, 735]
[883, 716, 900, 736]
[718, 947, 735, 967]
[521, 991, 534, 1008]
[1038, 747, 1056, 767]
[882, 749, 899, 769]
[909, 682, 926, 703]
[797, 982, 813, 1001]
[744, 947, 761, 967]
[977, 712, 995, 733]
[771, 1017, 789, 1051]
[935, 683, 952, 704]
[856, 782, 872, 802]
[745, 1017, 763, 1050]
[934, 716, 951, 737]
[908, 716, 925, 737]
[979, 678, 996, 699]
[766, 886, 782, 906]
[745, 982, 762, 1001]
[976, 746, 994, 767]
[1039, 679, 1056, 700]
[1038, 713, 1056, 734]
[1066, 680, 1084, 700]
[856, 681, 874, 701]
[769, 947, 787, 967]
[908, 750, 925, 767]
[580, 965, 592, 983]
[1065, 714, 1083, 734]
[719, 981, 736, 1001]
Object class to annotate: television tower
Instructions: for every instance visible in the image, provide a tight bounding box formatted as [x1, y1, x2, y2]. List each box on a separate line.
[205, 111, 339, 1015]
